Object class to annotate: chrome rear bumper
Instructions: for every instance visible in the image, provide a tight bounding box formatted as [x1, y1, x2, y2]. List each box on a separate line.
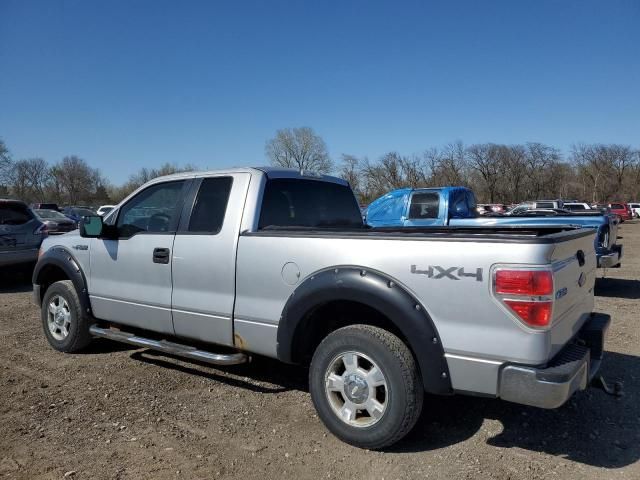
[499, 313, 610, 408]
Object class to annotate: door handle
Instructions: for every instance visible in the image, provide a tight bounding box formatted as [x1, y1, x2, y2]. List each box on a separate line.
[152, 247, 170, 264]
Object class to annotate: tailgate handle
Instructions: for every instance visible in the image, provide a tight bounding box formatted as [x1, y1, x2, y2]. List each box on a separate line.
[576, 250, 585, 267]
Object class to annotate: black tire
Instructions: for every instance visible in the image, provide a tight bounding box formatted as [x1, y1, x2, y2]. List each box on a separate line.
[309, 325, 423, 449]
[41, 280, 92, 352]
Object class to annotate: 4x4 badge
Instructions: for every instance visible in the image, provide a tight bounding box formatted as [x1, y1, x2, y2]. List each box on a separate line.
[411, 265, 483, 282]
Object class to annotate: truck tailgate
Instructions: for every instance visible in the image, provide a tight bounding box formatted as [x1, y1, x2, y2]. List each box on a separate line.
[548, 229, 597, 357]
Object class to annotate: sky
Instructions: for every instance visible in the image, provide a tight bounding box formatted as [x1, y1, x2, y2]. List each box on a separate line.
[1, 0, 639, 185]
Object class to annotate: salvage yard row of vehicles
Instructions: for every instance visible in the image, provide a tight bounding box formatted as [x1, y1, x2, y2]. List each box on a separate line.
[0, 201, 117, 267]
[365, 187, 624, 268]
[30, 167, 625, 449]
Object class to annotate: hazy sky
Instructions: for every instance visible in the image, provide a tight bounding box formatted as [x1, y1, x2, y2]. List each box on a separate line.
[1, 0, 638, 184]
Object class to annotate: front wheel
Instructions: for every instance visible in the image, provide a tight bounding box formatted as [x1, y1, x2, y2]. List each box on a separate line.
[41, 280, 92, 352]
[309, 325, 423, 449]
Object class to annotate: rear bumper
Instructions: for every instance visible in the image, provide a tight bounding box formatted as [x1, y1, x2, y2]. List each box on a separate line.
[498, 313, 610, 409]
[0, 248, 39, 267]
[597, 244, 622, 268]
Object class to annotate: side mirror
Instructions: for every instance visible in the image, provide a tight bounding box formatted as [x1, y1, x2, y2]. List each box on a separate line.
[80, 215, 104, 238]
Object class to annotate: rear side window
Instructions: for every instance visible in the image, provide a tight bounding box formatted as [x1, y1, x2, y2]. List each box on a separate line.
[0, 203, 33, 225]
[258, 178, 363, 229]
[188, 177, 233, 233]
[536, 202, 554, 209]
[409, 192, 440, 219]
[566, 204, 586, 211]
[611, 203, 624, 209]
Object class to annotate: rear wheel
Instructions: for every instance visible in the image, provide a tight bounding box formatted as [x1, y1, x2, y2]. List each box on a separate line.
[41, 280, 92, 352]
[309, 325, 423, 449]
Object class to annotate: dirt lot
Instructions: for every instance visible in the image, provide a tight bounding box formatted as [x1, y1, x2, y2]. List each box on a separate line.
[1, 224, 639, 480]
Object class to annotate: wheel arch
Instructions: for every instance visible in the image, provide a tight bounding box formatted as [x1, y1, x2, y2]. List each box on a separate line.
[276, 266, 452, 395]
[33, 247, 92, 317]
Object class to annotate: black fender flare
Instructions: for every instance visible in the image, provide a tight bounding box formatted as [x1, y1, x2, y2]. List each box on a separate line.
[32, 246, 92, 316]
[276, 266, 452, 395]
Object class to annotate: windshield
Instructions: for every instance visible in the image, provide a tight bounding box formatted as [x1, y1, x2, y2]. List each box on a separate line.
[35, 209, 68, 219]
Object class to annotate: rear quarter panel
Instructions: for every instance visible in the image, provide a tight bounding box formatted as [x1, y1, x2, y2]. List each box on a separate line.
[234, 234, 587, 366]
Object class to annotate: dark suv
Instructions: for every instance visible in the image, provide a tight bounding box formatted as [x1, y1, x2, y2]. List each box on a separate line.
[1, 200, 47, 267]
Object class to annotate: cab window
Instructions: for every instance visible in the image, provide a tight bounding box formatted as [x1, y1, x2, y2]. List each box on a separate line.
[409, 192, 440, 219]
[188, 177, 233, 233]
[0, 203, 32, 225]
[117, 181, 186, 236]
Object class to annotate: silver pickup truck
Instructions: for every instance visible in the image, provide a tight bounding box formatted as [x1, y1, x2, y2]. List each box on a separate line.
[33, 167, 611, 449]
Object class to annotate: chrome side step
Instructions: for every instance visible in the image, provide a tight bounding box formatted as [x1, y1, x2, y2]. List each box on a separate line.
[89, 325, 249, 366]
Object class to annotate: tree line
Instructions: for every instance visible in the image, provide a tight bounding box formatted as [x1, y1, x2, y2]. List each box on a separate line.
[267, 127, 640, 204]
[0, 139, 195, 206]
[2, 130, 639, 208]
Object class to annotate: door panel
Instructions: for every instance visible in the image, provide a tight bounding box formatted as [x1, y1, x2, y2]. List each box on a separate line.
[88, 179, 189, 333]
[171, 173, 250, 345]
[89, 234, 175, 333]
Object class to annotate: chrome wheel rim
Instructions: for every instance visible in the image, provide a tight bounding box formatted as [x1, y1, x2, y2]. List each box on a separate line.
[47, 295, 71, 341]
[324, 351, 388, 428]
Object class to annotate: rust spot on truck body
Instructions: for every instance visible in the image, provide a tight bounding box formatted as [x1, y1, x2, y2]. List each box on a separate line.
[234, 333, 247, 350]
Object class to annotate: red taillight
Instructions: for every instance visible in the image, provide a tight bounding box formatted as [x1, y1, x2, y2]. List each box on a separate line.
[493, 267, 554, 329]
[504, 300, 552, 327]
[495, 270, 553, 296]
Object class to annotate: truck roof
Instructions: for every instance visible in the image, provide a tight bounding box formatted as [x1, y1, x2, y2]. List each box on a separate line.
[148, 166, 349, 186]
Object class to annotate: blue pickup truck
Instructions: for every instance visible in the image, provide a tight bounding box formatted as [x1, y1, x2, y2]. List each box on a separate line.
[365, 187, 622, 268]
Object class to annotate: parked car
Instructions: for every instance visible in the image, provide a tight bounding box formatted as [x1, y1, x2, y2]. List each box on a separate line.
[33, 167, 612, 449]
[31, 202, 60, 211]
[1, 199, 47, 267]
[564, 202, 592, 212]
[628, 202, 640, 218]
[62, 206, 98, 223]
[97, 205, 116, 216]
[34, 209, 77, 234]
[608, 202, 631, 222]
[365, 187, 622, 268]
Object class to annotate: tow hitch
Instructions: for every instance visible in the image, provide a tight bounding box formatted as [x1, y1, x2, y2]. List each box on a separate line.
[591, 375, 624, 397]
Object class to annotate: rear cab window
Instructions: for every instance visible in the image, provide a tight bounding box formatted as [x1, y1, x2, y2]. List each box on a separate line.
[258, 178, 363, 229]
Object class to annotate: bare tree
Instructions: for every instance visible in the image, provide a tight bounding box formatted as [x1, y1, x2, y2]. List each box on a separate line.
[500, 145, 527, 203]
[466, 144, 504, 203]
[111, 162, 197, 202]
[339, 154, 363, 199]
[9, 158, 49, 202]
[265, 127, 332, 173]
[431, 141, 468, 186]
[0, 139, 13, 187]
[49, 156, 105, 205]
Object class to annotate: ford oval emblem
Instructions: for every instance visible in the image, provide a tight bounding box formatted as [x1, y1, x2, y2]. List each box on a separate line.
[578, 272, 587, 288]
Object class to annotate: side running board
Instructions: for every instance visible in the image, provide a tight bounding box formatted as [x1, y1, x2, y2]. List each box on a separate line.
[89, 325, 249, 366]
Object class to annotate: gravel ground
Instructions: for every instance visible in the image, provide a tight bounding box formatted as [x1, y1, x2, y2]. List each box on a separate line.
[1, 223, 639, 480]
